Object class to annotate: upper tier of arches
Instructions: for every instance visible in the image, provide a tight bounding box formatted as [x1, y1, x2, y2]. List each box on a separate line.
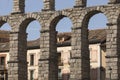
[0, 5, 119, 32]
[0, 0, 119, 15]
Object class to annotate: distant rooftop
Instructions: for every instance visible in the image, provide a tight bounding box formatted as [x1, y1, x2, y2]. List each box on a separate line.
[0, 30, 10, 43]
[0, 29, 106, 52]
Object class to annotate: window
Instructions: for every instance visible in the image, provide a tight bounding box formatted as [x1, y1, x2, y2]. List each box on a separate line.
[58, 69, 62, 80]
[58, 52, 63, 80]
[30, 70, 34, 80]
[0, 57, 5, 65]
[58, 53, 63, 66]
[30, 54, 34, 66]
[89, 48, 92, 60]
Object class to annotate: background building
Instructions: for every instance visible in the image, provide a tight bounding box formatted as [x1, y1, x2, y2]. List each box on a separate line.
[0, 30, 9, 43]
[0, 29, 106, 80]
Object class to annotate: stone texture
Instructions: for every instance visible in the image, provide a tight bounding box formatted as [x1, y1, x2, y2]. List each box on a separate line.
[108, 0, 120, 4]
[43, 0, 55, 11]
[12, 0, 25, 13]
[74, 0, 87, 7]
[0, 0, 119, 80]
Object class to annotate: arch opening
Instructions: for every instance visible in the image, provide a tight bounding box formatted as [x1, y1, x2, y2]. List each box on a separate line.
[26, 20, 41, 41]
[82, 11, 108, 80]
[87, 0, 109, 7]
[19, 19, 41, 80]
[0, 23, 11, 31]
[56, 17, 72, 32]
[0, 23, 11, 43]
[25, 0, 43, 13]
[50, 15, 73, 80]
[88, 13, 108, 30]
[55, 0, 74, 10]
[0, 22, 11, 80]
[0, 0, 13, 15]
[19, 18, 41, 47]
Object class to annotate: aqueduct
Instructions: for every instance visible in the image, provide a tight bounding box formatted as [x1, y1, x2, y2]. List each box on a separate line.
[0, 0, 120, 80]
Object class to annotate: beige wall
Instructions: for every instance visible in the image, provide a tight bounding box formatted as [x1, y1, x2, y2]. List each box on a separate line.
[89, 44, 101, 80]
[0, 43, 106, 80]
[27, 49, 40, 80]
[58, 47, 71, 74]
[101, 46, 106, 69]
[89, 44, 100, 68]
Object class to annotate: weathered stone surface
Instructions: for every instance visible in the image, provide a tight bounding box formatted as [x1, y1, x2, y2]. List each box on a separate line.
[0, 0, 119, 80]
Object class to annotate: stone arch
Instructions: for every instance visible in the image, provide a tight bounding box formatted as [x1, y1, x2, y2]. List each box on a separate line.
[81, 10, 109, 28]
[0, 20, 11, 40]
[0, 17, 12, 43]
[0, 18, 12, 80]
[77, 8, 120, 80]
[49, 11, 74, 28]
[0, 19, 11, 49]
[19, 14, 42, 33]
[18, 15, 42, 44]
[19, 18, 37, 33]
[49, 11, 74, 52]
[74, 9, 109, 80]
[0, 17, 12, 28]
[47, 12, 73, 80]
[0, 21, 7, 27]
[15, 16, 42, 80]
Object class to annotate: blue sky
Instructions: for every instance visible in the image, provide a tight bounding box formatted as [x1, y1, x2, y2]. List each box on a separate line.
[0, 0, 109, 40]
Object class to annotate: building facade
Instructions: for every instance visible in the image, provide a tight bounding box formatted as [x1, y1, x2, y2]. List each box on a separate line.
[0, 0, 119, 79]
[0, 29, 106, 80]
[0, 42, 106, 80]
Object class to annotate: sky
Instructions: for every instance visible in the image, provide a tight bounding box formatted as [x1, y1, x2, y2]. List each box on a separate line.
[0, 0, 109, 41]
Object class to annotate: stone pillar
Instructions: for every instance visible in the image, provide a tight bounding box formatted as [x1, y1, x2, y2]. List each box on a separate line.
[8, 31, 27, 80]
[74, 0, 87, 8]
[106, 23, 120, 80]
[70, 27, 90, 80]
[108, 0, 120, 4]
[12, 0, 25, 13]
[43, 0, 55, 11]
[38, 29, 58, 80]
